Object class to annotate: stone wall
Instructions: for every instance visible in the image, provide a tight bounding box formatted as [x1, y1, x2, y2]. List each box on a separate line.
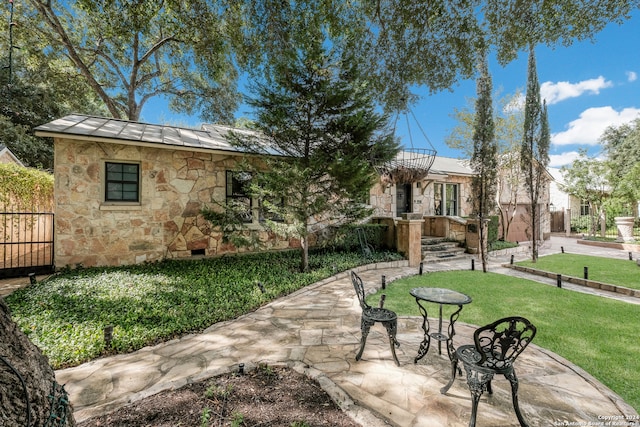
[369, 176, 473, 218]
[54, 139, 296, 268]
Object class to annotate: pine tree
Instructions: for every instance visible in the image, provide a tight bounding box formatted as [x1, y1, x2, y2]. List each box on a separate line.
[521, 45, 550, 262]
[470, 49, 497, 272]
[212, 38, 398, 272]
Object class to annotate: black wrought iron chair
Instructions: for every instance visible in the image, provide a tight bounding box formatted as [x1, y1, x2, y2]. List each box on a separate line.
[350, 271, 400, 366]
[440, 316, 537, 427]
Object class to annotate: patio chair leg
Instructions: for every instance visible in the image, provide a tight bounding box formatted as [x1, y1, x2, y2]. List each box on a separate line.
[468, 384, 482, 427]
[463, 367, 494, 427]
[356, 318, 373, 361]
[382, 319, 400, 366]
[506, 370, 530, 427]
[440, 358, 458, 394]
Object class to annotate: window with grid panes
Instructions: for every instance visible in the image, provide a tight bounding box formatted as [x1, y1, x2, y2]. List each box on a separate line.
[226, 170, 253, 223]
[105, 162, 140, 202]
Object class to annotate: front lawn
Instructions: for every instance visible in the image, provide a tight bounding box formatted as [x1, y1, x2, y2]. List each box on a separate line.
[5, 249, 402, 369]
[516, 253, 640, 289]
[367, 271, 640, 412]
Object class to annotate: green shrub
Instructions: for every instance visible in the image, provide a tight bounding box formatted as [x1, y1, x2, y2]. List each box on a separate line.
[323, 223, 388, 251]
[488, 240, 519, 251]
[487, 215, 499, 245]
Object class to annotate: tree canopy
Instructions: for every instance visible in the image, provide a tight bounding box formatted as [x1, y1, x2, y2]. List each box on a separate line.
[3, 0, 638, 168]
[24, 0, 241, 122]
[560, 150, 610, 236]
[18, 0, 640, 118]
[600, 118, 640, 216]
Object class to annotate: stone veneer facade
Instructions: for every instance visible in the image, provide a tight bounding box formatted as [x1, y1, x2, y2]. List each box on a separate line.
[369, 175, 473, 218]
[54, 138, 297, 268]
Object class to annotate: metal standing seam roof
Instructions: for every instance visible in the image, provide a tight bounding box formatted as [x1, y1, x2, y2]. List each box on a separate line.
[429, 155, 474, 176]
[35, 114, 474, 176]
[34, 114, 268, 155]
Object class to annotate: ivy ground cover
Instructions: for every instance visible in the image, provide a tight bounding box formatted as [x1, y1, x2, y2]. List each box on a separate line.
[6, 249, 402, 369]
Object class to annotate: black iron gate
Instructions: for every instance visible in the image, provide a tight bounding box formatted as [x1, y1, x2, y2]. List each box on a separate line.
[0, 212, 54, 279]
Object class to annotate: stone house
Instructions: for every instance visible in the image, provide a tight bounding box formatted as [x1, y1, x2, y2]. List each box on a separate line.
[495, 155, 552, 242]
[35, 114, 298, 268]
[0, 144, 24, 166]
[369, 155, 475, 243]
[369, 155, 475, 219]
[370, 151, 552, 244]
[36, 114, 551, 269]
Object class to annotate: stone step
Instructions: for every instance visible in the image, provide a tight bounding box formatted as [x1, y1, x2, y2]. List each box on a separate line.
[421, 235, 468, 262]
[422, 246, 467, 262]
[421, 241, 460, 252]
[421, 236, 449, 245]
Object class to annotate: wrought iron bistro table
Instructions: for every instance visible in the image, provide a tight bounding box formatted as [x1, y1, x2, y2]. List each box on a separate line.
[410, 287, 472, 363]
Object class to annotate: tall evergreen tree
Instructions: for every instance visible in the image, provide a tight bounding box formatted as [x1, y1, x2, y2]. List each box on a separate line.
[470, 49, 497, 272]
[210, 37, 398, 272]
[521, 45, 550, 262]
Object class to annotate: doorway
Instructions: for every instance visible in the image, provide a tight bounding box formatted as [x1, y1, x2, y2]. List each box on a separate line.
[396, 183, 412, 217]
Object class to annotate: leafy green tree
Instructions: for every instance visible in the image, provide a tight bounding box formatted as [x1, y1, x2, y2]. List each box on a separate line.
[24, 0, 240, 122]
[470, 50, 497, 272]
[600, 118, 640, 217]
[446, 90, 526, 241]
[210, 39, 398, 272]
[0, 79, 62, 169]
[560, 150, 610, 236]
[1, 0, 106, 169]
[6, 1, 635, 167]
[521, 46, 550, 262]
[228, 1, 638, 112]
[351, 1, 637, 110]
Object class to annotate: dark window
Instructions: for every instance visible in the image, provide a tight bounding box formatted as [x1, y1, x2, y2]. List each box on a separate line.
[434, 183, 459, 216]
[445, 183, 459, 216]
[259, 197, 285, 222]
[580, 200, 590, 216]
[226, 171, 253, 223]
[105, 162, 139, 202]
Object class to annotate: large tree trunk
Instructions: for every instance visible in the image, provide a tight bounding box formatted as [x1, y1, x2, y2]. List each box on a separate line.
[0, 298, 76, 427]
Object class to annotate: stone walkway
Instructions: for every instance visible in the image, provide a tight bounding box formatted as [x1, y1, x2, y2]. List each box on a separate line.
[47, 236, 639, 426]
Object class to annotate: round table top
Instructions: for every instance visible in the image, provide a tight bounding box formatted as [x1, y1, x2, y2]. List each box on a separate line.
[410, 287, 472, 305]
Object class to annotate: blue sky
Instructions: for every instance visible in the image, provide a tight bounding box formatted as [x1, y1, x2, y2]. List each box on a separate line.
[143, 12, 640, 168]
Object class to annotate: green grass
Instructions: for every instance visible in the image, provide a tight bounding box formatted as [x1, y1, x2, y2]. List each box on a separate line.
[367, 271, 640, 412]
[516, 253, 640, 289]
[5, 249, 402, 369]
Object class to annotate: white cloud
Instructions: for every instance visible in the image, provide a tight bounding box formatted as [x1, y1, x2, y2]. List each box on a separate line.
[551, 106, 640, 146]
[540, 76, 613, 105]
[626, 71, 637, 82]
[549, 151, 582, 168]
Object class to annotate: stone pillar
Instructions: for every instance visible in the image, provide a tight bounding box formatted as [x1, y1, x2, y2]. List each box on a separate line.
[396, 218, 424, 267]
[465, 218, 480, 254]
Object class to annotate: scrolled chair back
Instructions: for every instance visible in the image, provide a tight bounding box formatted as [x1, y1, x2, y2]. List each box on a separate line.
[350, 271, 371, 311]
[474, 316, 537, 371]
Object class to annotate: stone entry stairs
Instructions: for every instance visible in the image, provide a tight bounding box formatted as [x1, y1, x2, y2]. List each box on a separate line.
[421, 236, 468, 262]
